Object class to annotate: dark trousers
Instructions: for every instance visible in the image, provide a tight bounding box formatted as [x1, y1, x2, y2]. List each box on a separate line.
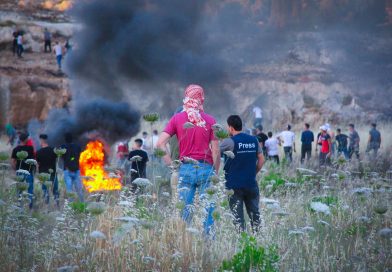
[284, 146, 293, 163]
[12, 39, 17, 55]
[228, 187, 260, 232]
[41, 174, 59, 205]
[44, 40, 51, 52]
[17, 44, 23, 57]
[268, 155, 280, 164]
[319, 152, 330, 166]
[348, 146, 360, 160]
[301, 144, 312, 163]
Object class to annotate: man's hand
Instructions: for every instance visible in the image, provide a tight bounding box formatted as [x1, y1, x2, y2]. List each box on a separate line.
[156, 132, 172, 166]
[211, 140, 221, 173]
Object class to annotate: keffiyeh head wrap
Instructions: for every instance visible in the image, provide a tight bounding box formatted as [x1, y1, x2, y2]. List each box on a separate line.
[183, 84, 206, 128]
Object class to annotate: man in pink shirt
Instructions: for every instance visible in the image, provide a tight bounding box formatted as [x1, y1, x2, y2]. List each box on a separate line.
[157, 84, 220, 235]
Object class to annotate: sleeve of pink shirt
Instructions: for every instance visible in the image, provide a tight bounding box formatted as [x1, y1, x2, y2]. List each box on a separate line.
[164, 115, 177, 136]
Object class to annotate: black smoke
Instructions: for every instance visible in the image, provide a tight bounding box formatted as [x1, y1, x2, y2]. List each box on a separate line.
[66, 0, 227, 102]
[43, 99, 140, 147]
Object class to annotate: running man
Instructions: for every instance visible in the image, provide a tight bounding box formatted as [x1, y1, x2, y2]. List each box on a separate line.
[348, 124, 360, 160]
[265, 132, 280, 164]
[278, 125, 296, 163]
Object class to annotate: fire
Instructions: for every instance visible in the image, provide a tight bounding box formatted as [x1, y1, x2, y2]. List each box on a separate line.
[79, 140, 122, 192]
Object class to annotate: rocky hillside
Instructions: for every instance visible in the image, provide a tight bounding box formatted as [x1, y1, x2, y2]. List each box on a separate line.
[1, 0, 391, 130]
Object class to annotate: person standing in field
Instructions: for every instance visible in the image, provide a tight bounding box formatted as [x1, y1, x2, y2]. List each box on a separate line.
[61, 133, 84, 202]
[11, 133, 36, 209]
[348, 124, 360, 160]
[220, 115, 264, 232]
[128, 138, 149, 192]
[318, 126, 332, 166]
[366, 123, 381, 158]
[157, 84, 220, 235]
[36, 134, 59, 205]
[16, 32, 24, 58]
[278, 125, 296, 163]
[252, 105, 263, 128]
[255, 125, 268, 157]
[265, 132, 280, 164]
[53, 41, 63, 70]
[335, 128, 349, 159]
[300, 123, 314, 163]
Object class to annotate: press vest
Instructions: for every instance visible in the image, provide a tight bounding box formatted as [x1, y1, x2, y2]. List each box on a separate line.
[224, 133, 259, 189]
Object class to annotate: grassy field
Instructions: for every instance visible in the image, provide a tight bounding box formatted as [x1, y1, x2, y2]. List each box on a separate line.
[0, 122, 391, 271]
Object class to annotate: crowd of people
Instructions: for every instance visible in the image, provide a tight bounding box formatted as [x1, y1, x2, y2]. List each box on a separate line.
[4, 83, 383, 234]
[11, 28, 72, 70]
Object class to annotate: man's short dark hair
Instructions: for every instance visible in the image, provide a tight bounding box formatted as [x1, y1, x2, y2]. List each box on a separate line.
[305, 123, 310, 129]
[19, 133, 28, 142]
[134, 138, 143, 147]
[268, 132, 273, 137]
[337, 128, 341, 133]
[371, 123, 377, 128]
[227, 115, 242, 131]
[153, 129, 158, 135]
[349, 124, 355, 128]
[256, 125, 263, 131]
[287, 124, 291, 130]
[39, 134, 48, 140]
[142, 131, 148, 136]
[64, 133, 73, 143]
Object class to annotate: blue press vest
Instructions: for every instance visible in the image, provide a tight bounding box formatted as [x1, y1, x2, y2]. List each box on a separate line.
[224, 133, 259, 189]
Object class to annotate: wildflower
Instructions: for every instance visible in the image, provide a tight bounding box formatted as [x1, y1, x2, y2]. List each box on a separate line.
[0, 152, 9, 161]
[212, 124, 224, 131]
[37, 172, 51, 182]
[373, 205, 388, 215]
[114, 216, 140, 225]
[143, 256, 156, 263]
[351, 187, 373, 196]
[378, 228, 392, 238]
[301, 226, 315, 232]
[172, 251, 183, 259]
[223, 150, 235, 159]
[56, 217, 65, 222]
[186, 227, 200, 235]
[261, 198, 279, 205]
[143, 112, 159, 123]
[162, 192, 170, 197]
[272, 211, 290, 217]
[175, 202, 185, 210]
[225, 189, 235, 196]
[289, 230, 305, 236]
[16, 151, 28, 160]
[0, 163, 11, 169]
[86, 202, 106, 215]
[154, 148, 166, 158]
[90, 230, 106, 240]
[212, 210, 221, 220]
[206, 186, 218, 196]
[210, 175, 220, 185]
[214, 129, 229, 140]
[357, 216, 370, 223]
[118, 201, 133, 207]
[129, 155, 142, 162]
[310, 202, 330, 215]
[317, 220, 330, 226]
[296, 168, 317, 175]
[132, 178, 152, 187]
[53, 147, 67, 157]
[25, 159, 37, 165]
[183, 122, 195, 129]
[16, 169, 30, 176]
[16, 182, 29, 191]
[56, 265, 78, 272]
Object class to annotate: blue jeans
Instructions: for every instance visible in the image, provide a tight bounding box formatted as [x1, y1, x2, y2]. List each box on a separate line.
[284, 146, 293, 163]
[178, 163, 214, 235]
[56, 55, 62, 69]
[42, 174, 59, 205]
[64, 170, 84, 202]
[337, 147, 349, 159]
[17, 172, 34, 209]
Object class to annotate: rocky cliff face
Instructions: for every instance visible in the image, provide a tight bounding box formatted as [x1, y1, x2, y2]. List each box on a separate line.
[1, 0, 391, 130]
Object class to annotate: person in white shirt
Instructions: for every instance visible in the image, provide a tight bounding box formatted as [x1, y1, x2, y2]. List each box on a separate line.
[265, 131, 280, 164]
[277, 124, 296, 163]
[151, 129, 159, 150]
[141, 131, 151, 153]
[17, 33, 24, 57]
[53, 41, 63, 70]
[252, 106, 263, 128]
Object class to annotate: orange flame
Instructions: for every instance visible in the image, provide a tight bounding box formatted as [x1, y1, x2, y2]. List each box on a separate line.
[79, 140, 122, 192]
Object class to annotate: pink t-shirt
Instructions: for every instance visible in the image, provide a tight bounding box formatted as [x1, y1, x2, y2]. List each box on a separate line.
[164, 111, 216, 165]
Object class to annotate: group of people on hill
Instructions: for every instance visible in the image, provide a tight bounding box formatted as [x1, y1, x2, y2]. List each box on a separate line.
[11, 28, 71, 70]
[252, 121, 382, 166]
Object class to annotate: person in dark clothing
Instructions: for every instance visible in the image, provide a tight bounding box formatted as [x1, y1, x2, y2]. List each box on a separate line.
[220, 115, 264, 232]
[366, 123, 381, 158]
[300, 123, 314, 163]
[335, 128, 349, 159]
[36, 134, 59, 205]
[128, 138, 149, 192]
[12, 31, 18, 56]
[61, 133, 84, 202]
[11, 132, 36, 209]
[348, 124, 360, 160]
[255, 125, 268, 157]
[44, 28, 52, 53]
